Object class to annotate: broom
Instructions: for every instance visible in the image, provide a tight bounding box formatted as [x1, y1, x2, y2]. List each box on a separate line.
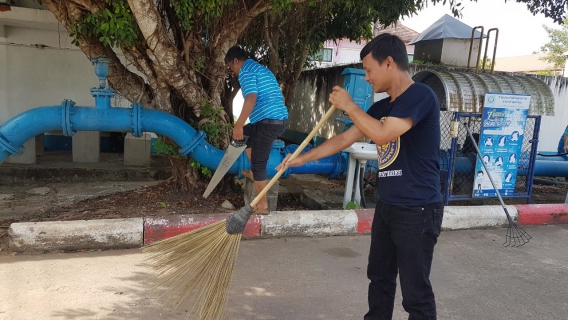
[143, 105, 337, 320]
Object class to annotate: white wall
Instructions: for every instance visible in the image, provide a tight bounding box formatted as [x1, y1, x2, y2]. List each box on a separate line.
[441, 39, 482, 68]
[536, 78, 568, 152]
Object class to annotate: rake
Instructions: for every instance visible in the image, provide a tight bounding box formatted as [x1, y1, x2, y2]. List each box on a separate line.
[143, 105, 337, 319]
[464, 124, 531, 247]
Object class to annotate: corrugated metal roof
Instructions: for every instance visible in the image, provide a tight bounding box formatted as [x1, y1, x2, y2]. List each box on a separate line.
[413, 69, 555, 116]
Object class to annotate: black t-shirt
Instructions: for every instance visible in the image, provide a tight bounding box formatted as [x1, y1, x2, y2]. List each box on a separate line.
[366, 83, 442, 206]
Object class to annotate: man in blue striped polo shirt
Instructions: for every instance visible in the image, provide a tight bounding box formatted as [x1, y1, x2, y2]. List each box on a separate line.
[225, 46, 289, 214]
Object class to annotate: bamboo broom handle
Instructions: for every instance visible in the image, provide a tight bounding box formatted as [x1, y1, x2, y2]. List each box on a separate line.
[250, 105, 337, 208]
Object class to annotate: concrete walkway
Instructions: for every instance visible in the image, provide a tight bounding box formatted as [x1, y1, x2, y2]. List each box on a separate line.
[1, 225, 567, 320]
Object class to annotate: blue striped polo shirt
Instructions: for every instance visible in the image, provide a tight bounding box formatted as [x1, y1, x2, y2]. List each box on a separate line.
[238, 59, 288, 124]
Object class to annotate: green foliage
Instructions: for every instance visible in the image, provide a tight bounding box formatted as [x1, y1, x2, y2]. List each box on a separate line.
[541, 19, 568, 69]
[152, 136, 214, 178]
[200, 99, 232, 148]
[345, 201, 362, 210]
[478, 58, 494, 71]
[152, 136, 179, 157]
[411, 59, 438, 65]
[529, 69, 558, 76]
[172, 0, 235, 30]
[194, 56, 206, 72]
[513, 0, 568, 24]
[190, 158, 214, 178]
[69, 0, 139, 48]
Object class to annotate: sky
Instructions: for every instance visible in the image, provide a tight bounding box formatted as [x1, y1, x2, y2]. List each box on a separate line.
[401, 0, 563, 58]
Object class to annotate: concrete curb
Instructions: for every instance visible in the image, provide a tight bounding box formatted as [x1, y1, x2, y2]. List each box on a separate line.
[8, 204, 568, 252]
[516, 204, 568, 225]
[9, 218, 143, 252]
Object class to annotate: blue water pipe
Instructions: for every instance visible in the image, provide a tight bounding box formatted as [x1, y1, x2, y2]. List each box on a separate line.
[0, 57, 346, 179]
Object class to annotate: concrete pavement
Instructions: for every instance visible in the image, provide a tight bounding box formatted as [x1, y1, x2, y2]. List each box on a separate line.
[1, 225, 567, 320]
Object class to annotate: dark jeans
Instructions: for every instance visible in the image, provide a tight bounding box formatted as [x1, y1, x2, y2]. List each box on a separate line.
[243, 122, 287, 181]
[364, 200, 444, 320]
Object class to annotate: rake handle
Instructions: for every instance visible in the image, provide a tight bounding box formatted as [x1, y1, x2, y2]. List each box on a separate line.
[250, 105, 337, 208]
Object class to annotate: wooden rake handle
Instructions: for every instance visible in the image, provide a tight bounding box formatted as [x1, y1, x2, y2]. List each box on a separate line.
[250, 105, 337, 208]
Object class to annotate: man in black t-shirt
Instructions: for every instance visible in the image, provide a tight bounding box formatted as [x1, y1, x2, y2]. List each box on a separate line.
[277, 34, 443, 319]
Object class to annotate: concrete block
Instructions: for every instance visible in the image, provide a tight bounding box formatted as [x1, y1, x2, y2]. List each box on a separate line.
[35, 133, 44, 156]
[261, 210, 358, 238]
[354, 208, 374, 234]
[442, 205, 517, 230]
[6, 138, 36, 164]
[515, 203, 568, 225]
[124, 133, 151, 167]
[9, 218, 143, 252]
[244, 177, 279, 211]
[72, 131, 100, 163]
[144, 214, 261, 244]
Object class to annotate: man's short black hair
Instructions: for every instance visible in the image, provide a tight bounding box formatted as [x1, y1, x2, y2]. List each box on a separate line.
[225, 46, 250, 64]
[360, 33, 409, 71]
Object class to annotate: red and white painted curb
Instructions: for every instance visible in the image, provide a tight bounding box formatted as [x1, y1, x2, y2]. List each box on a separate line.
[8, 204, 568, 252]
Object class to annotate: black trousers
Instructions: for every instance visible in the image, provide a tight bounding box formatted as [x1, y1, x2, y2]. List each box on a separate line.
[243, 122, 286, 181]
[364, 200, 444, 320]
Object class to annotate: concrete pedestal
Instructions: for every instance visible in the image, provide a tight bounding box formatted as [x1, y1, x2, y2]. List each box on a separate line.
[244, 177, 279, 212]
[6, 138, 36, 164]
[35, 134, 44, 157]
[73, 131, 100, 163]
[124, 133, 151, 167]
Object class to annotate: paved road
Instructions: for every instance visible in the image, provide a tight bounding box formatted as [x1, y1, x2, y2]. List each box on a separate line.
[1, 225, 567, 320]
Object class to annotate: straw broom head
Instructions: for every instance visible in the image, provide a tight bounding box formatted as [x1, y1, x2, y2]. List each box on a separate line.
[144, 106, 336, 319]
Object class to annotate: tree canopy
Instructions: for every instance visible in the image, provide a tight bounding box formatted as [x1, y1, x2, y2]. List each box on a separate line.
[541, 18, 568, 69]
[41, 0, 568, 191]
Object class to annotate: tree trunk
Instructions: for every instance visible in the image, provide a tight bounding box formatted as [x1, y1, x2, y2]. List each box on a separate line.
[168, 156, 201, 192]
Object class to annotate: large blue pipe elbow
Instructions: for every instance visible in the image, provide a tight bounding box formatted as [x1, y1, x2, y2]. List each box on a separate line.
[0, 105, 64, 163]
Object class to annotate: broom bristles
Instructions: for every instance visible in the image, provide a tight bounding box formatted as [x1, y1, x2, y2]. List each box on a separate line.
[143, 220, 242, 320]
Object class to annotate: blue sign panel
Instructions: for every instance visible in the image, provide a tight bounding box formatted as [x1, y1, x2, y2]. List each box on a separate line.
[473, 93, 530, 198]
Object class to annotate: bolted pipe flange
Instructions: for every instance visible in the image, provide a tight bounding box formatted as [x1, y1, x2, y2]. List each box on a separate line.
[131, 103, 143, 137]
[0, 133, 23, 156]
[61, 100, 76, 137]
[179, 130, 207, 156]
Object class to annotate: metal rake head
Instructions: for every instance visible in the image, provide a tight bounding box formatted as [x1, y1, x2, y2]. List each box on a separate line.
[503, 218, 532, 247]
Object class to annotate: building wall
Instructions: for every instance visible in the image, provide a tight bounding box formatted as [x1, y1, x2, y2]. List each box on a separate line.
[0, 7, 134, 162]
[535, 76, 568, 151]
[0, 26, 130, 125]
[413, 39, 443, 63]
[441, 38, 482, 68]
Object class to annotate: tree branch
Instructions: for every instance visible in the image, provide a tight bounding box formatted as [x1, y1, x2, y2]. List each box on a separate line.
[127, 0, 208, 116]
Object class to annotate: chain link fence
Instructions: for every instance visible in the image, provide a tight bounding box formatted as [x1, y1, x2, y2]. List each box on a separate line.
[441, 112, 540, 204]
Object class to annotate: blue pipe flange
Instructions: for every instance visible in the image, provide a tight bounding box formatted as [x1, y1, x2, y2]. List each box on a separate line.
[0, 133, 23, 156]
[179, 130, 207, 156]
[61, 100, 76, 136]
[131, 103, 143, 137]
